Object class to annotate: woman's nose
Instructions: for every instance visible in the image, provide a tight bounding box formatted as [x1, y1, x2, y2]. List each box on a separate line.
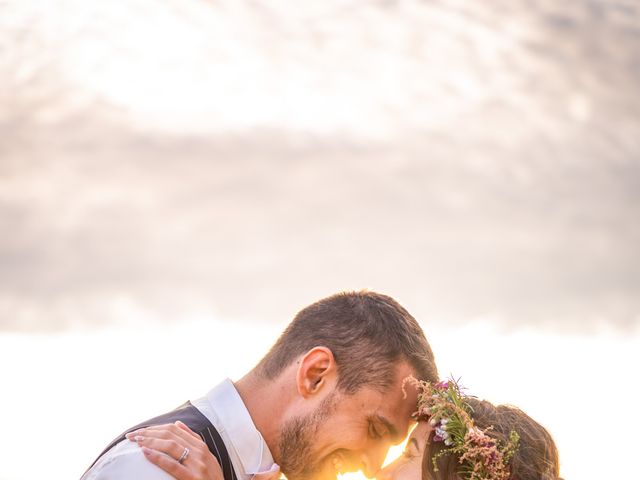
[362, 443, 391, 478]
[375, 460, 398, 480]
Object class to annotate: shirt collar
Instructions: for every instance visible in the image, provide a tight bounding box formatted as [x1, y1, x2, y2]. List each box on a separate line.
[203, 379, 275, 476]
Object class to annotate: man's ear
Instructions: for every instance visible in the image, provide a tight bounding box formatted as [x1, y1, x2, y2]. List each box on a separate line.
[295, 347, 336, 398]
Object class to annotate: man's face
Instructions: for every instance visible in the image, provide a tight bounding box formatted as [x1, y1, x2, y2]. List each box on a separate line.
[278, 362, 418, 480]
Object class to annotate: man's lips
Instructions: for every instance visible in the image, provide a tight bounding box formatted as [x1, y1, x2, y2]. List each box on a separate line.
[330, 452, 359, 476]
[308, 451, 360, 480]
[332, 454, 344, 474]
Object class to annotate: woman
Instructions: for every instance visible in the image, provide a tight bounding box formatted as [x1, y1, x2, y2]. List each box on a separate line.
[378, 380, 561, 480]
[128, 379, 561, 480]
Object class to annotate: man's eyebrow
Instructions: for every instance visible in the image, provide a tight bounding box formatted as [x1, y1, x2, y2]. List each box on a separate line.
[372, 414, 400, 441]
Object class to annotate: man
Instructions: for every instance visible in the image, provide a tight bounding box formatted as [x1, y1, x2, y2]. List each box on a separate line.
[82, 290, 439, 480]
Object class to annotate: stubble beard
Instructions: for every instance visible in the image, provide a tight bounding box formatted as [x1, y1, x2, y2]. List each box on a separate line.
[277, 392, 338, 480]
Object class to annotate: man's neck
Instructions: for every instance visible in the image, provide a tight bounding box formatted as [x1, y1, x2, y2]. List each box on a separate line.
[234, 368, 294, 462]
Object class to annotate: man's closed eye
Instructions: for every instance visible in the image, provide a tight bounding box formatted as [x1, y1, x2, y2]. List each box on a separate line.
[368, 418, 390, 440]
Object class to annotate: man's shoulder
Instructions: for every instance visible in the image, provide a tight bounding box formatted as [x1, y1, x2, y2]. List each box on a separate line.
[81, 439, 174, 480]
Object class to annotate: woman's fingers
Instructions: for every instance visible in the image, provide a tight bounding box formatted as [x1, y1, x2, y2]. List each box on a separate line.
[130, 435, 185, 461]
[128, 422, 225, 480]
[141, 446, 196, 480]
[175, 420, 203, 440]
[142, 444, 223, 480]
[128, 422, 199, 446]
[131, 424, 206, 452]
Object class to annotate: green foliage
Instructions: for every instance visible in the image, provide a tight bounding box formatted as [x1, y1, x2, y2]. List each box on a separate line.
[413, 377, 520, 480]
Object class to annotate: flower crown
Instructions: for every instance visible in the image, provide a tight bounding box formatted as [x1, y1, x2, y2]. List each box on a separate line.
[410, 378, 520, 480]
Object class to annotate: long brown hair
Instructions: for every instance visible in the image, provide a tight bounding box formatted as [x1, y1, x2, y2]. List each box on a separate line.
[422, 398, 561, 480]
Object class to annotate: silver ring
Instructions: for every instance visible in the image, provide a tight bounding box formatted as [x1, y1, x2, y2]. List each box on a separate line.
[178, 447, 190, 464]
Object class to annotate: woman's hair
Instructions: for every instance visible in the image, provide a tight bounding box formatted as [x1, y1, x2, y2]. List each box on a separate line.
[421, 398, 561, 480]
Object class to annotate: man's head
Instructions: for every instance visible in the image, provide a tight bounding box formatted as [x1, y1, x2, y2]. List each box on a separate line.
[255, 291, 438, 480]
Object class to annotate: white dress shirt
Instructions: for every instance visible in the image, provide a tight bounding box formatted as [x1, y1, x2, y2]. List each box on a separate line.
[82, 379, 277, 480]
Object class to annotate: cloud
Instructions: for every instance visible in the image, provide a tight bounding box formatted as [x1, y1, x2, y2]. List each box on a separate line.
[1, 0, 638, 332]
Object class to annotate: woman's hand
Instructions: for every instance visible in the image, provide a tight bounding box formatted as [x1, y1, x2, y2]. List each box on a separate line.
[126, 421, 223, 480]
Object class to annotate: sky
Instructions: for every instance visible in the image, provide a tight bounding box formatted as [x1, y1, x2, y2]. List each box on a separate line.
[1, 1, 639, 479]
[1, 0, 639, 333]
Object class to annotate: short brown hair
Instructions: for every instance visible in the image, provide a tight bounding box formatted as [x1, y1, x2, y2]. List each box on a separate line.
[423, 398, 561, 480]
[256, 290, 438, 394]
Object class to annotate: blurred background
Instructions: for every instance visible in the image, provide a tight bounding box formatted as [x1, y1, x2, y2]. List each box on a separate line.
[1, 0, 639, 479]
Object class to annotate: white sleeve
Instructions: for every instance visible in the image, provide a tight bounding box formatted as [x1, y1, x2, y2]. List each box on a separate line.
[82, 439, 175, 480]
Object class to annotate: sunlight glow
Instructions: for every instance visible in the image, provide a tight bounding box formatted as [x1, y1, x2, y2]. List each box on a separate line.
[337, 440, 409, 480]
[1, 317, 636, 479]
